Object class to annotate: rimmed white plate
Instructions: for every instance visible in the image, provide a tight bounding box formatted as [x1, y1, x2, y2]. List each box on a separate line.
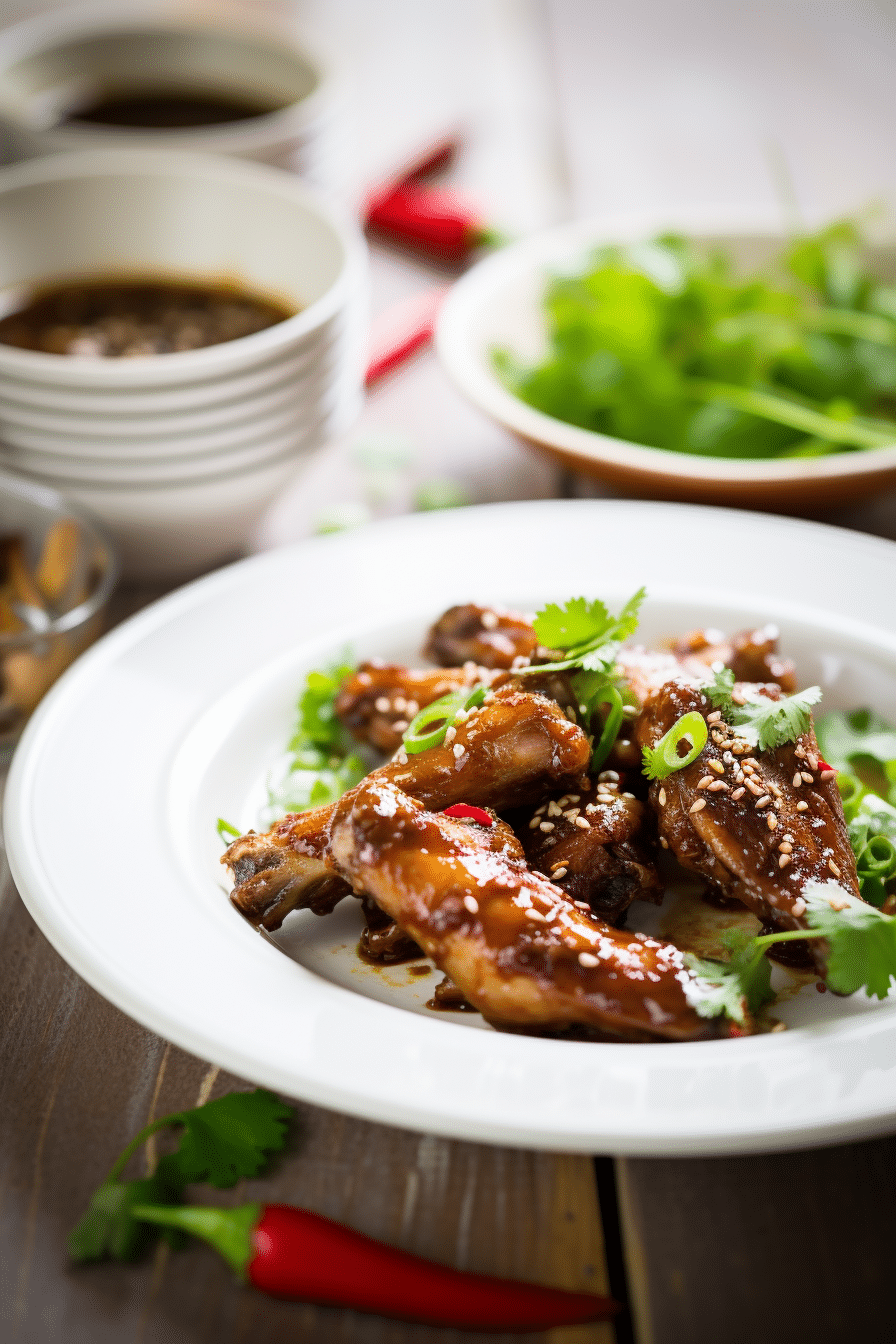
[7, 500, 896, 1155]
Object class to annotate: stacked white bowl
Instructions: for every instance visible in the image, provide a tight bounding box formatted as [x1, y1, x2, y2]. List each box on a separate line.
[0, 150, 366, 579]
[0, 4, 337, 185]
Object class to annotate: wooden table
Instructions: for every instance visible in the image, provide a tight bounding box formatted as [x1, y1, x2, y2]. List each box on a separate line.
[4, 3, 896, 1341]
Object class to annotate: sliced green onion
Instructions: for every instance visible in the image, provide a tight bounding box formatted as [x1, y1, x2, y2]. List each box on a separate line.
[837, 773, 865, 821]
[217, 818, 241, 844]
[642, 711, 709, 781]
[402, 684, 488, 755]
[590, 687, 625, 770]
[857, 836, 896, 909]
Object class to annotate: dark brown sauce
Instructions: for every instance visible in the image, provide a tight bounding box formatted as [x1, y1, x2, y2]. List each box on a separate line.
[61, 90, 281, 129]
[0, 277, 295, 358]
[426, 974, 478, 1013]
[356, 895, 424, 966]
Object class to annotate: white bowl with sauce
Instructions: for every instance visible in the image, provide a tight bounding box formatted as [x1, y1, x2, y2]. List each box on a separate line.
[0, 4, 336, 184]
[0, 148, 367, 578]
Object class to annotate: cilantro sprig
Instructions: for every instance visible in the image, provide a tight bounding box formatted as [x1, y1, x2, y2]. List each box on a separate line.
[523, 588, 646, 675]
[685, 880, 896, 1025]
[704, 664, 822, 750]
[264, 656, 366, 823]
[69, 1089, 292, 1263]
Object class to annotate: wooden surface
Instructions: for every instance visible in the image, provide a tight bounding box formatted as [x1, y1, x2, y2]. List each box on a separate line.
[4, 3, 896, 1342]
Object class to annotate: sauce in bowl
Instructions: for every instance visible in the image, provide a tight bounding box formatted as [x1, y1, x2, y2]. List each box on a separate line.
[0, 277, 297, 357]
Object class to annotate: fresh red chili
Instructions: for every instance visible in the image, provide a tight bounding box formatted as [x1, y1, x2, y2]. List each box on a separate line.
[365, 288, 447, 386]
[395, 135, 461, 184]
[443, 803, 495, 828]
[365, 183, 496, 266]
[133, 1202, 618, 1331]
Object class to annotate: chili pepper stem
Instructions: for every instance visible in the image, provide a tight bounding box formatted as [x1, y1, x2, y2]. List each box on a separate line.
[132, 1203, 261, 1277]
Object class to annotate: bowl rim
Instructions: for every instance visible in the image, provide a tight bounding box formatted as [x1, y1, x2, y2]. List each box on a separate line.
[436, 206, 896, 485]
[0, 2, 332, 145]
[0, 147, 366, 386]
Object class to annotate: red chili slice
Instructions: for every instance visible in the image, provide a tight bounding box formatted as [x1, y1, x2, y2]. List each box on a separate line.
[443, 803, 494, 827]
[818, 759, 836, 773]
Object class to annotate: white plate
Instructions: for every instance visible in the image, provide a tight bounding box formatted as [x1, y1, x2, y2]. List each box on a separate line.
[7, 500, 896, 1155]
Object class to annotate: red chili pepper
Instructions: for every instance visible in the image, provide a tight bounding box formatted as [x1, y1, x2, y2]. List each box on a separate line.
[818, 758, 836, 774]
[365, 288, 448, 387]
[132, 1202, 618, 1331]
[443, 803, 495, 828]
[395, 135, 461, 184]
[365, 183, 498, 266]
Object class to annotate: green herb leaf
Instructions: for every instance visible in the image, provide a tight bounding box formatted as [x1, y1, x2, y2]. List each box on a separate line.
[526, 588, 645, 675]
[69, 1089, 293, 1264]
[173, 1089, 292, 1188]
[802, 881, 896, 998]
[684, 929, 774, 1026]
[705, 666, 822, 750]
[216, 818, 241, 844]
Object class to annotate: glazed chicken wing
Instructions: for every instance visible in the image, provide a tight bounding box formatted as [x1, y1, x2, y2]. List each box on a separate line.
[328, 776, 725, 1042]
[635, 678, 859, 971]
[423, 603, 538, 669]
[518, 774, 661, 924]
[334, 662, 499, 754]
[225, 684, 591, 930]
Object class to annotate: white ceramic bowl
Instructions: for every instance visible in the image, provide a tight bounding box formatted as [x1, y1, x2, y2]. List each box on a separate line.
[0, 149, 367, 575]
[0, 4, 335, 181]
[437, 209, 896, 511]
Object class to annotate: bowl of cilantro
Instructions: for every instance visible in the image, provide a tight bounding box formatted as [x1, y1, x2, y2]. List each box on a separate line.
[436, 209, 896, 509]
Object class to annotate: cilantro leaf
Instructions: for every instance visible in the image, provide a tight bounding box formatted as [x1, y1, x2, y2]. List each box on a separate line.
[527, 587, 645, 674]
[69, 1089, 293, 1264]
[294, 657, 357, 755]
[69, 1154, 184, 1263]
[684, 927, 774, 1025]
[173, 1089, 292, 1187]
[802, 880, 896, 999]
[704, 665, 822, 750]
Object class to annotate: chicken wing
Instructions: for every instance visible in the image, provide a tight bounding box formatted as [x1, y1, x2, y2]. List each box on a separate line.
[423, 603, 537, 669]
[635, 678, 859, 971]
[328, 776, 726, 1042]
[224, 684, 591, 930]
[517, 775, 661, 925]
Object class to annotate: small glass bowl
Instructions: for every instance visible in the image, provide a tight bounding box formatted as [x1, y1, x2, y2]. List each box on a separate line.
[0, 470, 118, 753]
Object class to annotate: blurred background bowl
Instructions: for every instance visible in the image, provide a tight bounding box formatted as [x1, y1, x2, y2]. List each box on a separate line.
[0, 467, 117, 753]
[0, 2, 335, 182]
[437, 209, 896, 512]
[0, 148, 367, 577]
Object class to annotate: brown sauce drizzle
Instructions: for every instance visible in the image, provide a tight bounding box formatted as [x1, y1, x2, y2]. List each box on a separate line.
[0, 277, 295, 357]
[426, 975, 478, 1013]
[357, 895, 424, 966]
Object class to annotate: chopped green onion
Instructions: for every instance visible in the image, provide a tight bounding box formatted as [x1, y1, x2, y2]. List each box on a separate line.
[642, 711, 708, 781]
[590, 686, 625, 770]
[217, 818, 241, 844]
[402, 684, 487, 755]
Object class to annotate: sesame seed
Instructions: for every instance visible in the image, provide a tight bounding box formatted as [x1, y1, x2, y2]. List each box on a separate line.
[744, 758, 759, 768]
[578, 952, 599, 968]
[393, 719, 408, 732]
[563, 808, 581, 820]
[779, 853, 791, 868]
[453, 744, 465, 759]
[820, 769, 837, 782]
[596, 793, 614, 805]
[575, 816, 590, 830]
[535, 803, 546, 815]
[731, 787, 746, 800]
[464, 895, 479, 913]
[807, 753, 819, 771]
[767, 813, 778, 830]
[707, 780, 729, 792]
[755, 795, 771, 808]
[697, 775, 714, 790]
[745, 778, 763, 796]
[660, 837, 669, 849]
[556, 796, 571, 808]
[445, 726, 457, 743]
[598, 771, 619, 783]
[552, 866, 568, 879]
[732, 743, 747, 755]
[707, 711, 722, 723]
[658, 788, 667, 807]
[394, 696, 407, 712]
[525, 909, 547, 922]
[481, 610, 499, 629]
[547, 801, 562, 817]
[540, 821, 555, 832]
[568, 795, 581, 803]
[574, 900, 590, 911]
[779, 842, 793, 854]
[708, 759, 725, 775]
[528, 816, 541, 829]
[796, 800, 809, 811]
[801, 772, 814, 784]
[689, 798, 706, 814]
[375, 696, 391, 713]
[791, 897, 806, 916]
[783, 833, 794, 842]
[793, 773, 803, 787]
[623, 791, 635, 799]
[828, 859, 841, 877]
